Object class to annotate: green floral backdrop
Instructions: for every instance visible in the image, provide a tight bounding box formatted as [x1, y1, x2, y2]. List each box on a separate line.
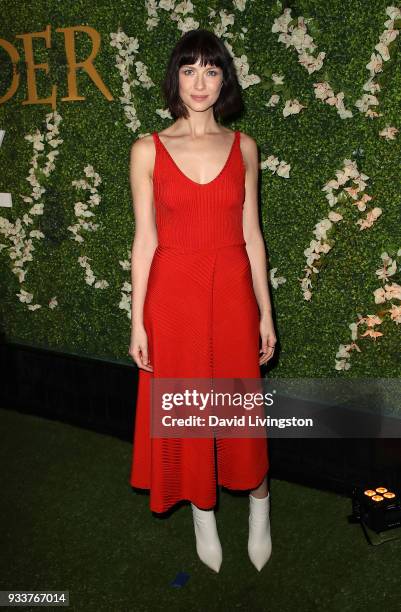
[0, 0, 400, 379]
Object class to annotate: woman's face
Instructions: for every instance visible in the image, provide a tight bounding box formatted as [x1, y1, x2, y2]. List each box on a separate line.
[178, 57, 223, 112]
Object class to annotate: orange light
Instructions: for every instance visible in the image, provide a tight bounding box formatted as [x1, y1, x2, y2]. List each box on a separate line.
[383, 492, 396, 499]
[364, 489, 376, 496]
[375, 487, 388, 494]
[372, 495, 384, 501]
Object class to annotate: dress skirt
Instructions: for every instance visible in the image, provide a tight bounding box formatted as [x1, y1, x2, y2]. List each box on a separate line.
[130, 242, 269, 513]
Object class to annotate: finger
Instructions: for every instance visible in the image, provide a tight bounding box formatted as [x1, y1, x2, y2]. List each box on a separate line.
[259, 347, 274, 363]
[136, 358, 153, 371]
[132, 347, 148, 370]
[137, 345, 148, 365]
[142, 348, 149, 365]
[139, 347, 153, 371]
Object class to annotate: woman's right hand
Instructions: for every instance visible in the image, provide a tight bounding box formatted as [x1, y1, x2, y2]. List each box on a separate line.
[129, 325, 154, 372]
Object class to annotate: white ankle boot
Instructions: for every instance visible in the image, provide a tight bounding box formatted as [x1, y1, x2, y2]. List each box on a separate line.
[248, 492, 272, 571]
[191, 503, 222, 573]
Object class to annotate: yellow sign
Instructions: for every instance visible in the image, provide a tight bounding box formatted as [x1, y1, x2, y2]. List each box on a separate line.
[0, 25, 114, 109]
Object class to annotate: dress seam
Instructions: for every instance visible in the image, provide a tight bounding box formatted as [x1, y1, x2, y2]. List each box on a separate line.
[210, 250, 218, 383]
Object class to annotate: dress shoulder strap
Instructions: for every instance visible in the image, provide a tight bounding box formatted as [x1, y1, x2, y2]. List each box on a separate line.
[151, 132, 160, 182]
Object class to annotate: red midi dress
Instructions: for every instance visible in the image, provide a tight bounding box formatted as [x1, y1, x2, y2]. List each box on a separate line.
[130, 129, 269, 513]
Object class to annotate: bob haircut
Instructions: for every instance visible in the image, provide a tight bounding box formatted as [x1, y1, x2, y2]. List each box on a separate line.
[161, 29, 244, 122]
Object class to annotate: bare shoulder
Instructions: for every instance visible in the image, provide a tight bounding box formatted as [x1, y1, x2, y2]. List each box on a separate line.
[237, 131, 258, 168]
[130, 133, 155, 158]
[238, 130, 257, 151]
[130, 133, 156, 178]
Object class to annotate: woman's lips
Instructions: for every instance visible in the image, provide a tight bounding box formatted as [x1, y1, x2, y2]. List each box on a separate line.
[191, 95, 208, 100]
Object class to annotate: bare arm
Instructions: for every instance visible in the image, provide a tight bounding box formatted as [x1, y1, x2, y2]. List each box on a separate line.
[129, 135, 158, 370]
[240, 132, 277, 364]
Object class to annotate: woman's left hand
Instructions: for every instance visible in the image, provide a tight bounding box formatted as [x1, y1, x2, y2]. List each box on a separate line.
[259, 312, 277, 365]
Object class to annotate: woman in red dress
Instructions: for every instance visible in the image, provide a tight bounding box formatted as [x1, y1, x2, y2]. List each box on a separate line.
[128, 29, 276, 573]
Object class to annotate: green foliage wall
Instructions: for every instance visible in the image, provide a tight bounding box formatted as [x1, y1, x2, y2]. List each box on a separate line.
[0, 0, 400, 378]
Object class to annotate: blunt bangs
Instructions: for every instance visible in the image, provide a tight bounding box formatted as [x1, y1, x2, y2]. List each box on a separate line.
[161, 29, 244, 122]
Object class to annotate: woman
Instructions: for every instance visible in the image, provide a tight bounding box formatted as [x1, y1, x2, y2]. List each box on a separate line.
[129, 29, 276, 573]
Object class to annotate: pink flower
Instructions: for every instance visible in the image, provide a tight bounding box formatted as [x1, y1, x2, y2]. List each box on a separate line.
[385, 283, 401, 300]
[389, 304, 401, 323]
[360, 329, 383, 340]
[344, 185, 360, 198]
[364, 314, 383, 327]
[357, 207, 382, 230]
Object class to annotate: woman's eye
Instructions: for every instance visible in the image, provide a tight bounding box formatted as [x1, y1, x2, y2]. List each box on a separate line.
[182, 69, 219, 76]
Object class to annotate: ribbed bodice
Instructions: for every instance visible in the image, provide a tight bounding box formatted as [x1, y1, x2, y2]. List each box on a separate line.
[152, 130, 246, 250]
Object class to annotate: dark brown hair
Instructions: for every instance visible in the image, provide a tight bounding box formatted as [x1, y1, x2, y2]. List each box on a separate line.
[161, 29, 244, 122]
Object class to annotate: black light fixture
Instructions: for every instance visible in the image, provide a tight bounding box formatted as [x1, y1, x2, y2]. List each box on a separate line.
[351, 485, 401, 545]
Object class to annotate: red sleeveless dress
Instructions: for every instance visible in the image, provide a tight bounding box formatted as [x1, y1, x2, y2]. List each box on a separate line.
[130, 130, 269, 513]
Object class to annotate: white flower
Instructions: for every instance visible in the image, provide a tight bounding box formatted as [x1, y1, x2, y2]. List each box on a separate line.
[233, 0, 246, 11]
[272, 73, 285, 85]
[269, 267, 286, 289]
[94, 279, 109, 289]
[373, 287, 386, 304]
[349, 322, 358, 340]
[119, 259, 131, 271]
[378, 126, 399, 140]
[328, 211, 343, 223]
[314, 82, 333, 101]
[375, 42, 390, 61]
[335, 359, 351, 371]
[376, 258, 397, 280]
[366, 52, 383, 75]
[313, 218, 332, 240]
[271, 9, 293, 34]
[283, 99, 306, 116]
[386, 6, 401, 20]
[233, 54, 261, 89]
[28, 304, 41, 311]
[265, 94, 280, 108]
[17, 288, 33, 303]
[276, 161, 291, 178]
[336, 344, 350, 359]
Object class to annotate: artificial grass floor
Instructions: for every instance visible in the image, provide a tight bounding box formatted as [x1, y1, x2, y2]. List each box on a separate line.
[1, 407, 400, 612]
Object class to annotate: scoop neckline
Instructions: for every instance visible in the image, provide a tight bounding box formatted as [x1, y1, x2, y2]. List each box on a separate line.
[154, 130, 238, 187]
